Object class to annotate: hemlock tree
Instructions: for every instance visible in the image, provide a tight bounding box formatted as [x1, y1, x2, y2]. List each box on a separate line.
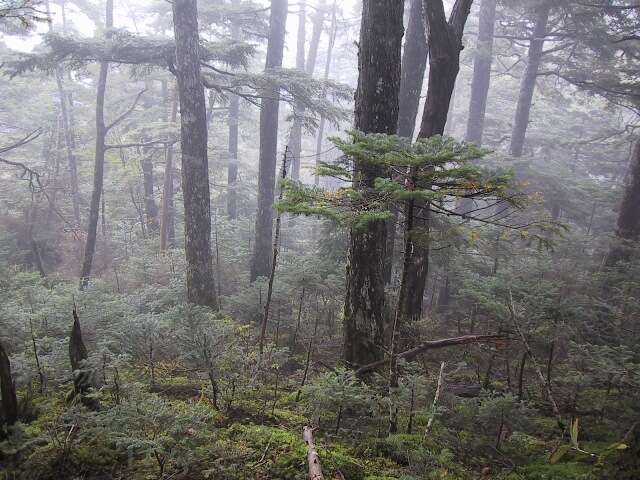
[172, 0, 218, 308]
[343, 0, 404, 367]
[250, 0, 288, 282]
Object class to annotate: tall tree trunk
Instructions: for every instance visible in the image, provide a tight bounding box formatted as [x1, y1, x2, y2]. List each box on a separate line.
[397, 0, 428, 139]
[607, 142, 640, 266]
[142, 153, 159, 232]
[46, 0, 81, 227]
[306, 0, 326, 76]
[0, 342, 18, 427]
[395, 0, 473, 324]
[387, 0, 429, 284]
[288, 0, 307, 181]
[160, 80, 177, 250]
[465, 0, 497, 145]
[509, 2, 550, 157]
[344, 0, 404, 368]
[69, 308, 99, 409]
[227, 0, 242, 220]
[79, 0, 113, 290]
[313, 1, 336, 187]
[173, 0, 218, 308]
[250, 0, 288, 281]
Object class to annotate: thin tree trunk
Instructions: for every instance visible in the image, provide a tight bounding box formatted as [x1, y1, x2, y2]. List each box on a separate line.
[395, 0, 473, 324]
[344, 0, 404, 369]
[227, 0, 242, 220]
[250, 0, 288, 282]
[288, 0, 307, 181]
[46, 0, 81, 227]
[160, 81, 177, 250]
[306, 0, 325, 76]
[173, 0, 218, 308]
[258, 150, 289, 355]
[314, 1, 336, 187]
[465, 0, 497, 145]
[79, 0, 113, 290]
[397, 0, 428, 139]
[425, 361, 446, 436]
[517, 350, 527, 402]
[142, 156, 158, 232]
[508, 291, 563, 429]
[509, 2, 550, 157]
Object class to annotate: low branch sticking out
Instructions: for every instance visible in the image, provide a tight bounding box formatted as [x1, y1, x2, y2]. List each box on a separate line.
[303, 426, 324, 480]
[355, 334, 504, 376]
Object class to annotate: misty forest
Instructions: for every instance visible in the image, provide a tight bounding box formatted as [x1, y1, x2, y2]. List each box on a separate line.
[1, 0, 640, 478]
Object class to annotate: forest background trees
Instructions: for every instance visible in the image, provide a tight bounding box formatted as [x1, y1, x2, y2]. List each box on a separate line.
[1, 0, 639, 479]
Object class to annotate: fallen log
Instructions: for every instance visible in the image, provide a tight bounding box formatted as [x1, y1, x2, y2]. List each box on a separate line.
[303, 426, 324, 480]
[355, 334, 504, 376]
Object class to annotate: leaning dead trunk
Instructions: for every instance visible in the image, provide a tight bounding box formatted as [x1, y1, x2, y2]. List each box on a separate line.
[303, 426, 324, 480]
[0, 342, 18, 427]
[172, 0, 218, 308]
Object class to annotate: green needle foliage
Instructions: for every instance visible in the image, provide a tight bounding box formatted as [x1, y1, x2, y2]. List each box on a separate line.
[279, 130, 523, 231]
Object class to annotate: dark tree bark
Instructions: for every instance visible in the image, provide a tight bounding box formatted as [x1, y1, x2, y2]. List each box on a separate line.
[173, 0, 218, 308]
[79, 0, 113, 290]
[343, 0, 404, 368]
[227, 0, 242, 220]
[397, 0, 428, 139]
[608, 143, 640, 265]
[306, 0, 326, 76]
[0, 342, 18, 427]
[250, 0, 288, 282]
[465, 0, 497, 145]
[386, 0, 429, 285]
[69, 307, 99, 409]
[395, 0, 473, 324]
[160, 80, 177, 250]
[509, 2, 550, 157]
